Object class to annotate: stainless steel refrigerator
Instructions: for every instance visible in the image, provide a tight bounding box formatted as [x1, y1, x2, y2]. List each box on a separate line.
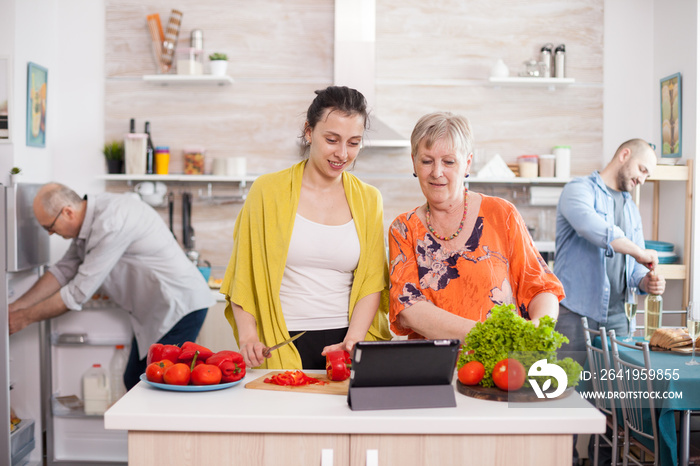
[1, 183, 128, 465]
[1, 183, 50, 466]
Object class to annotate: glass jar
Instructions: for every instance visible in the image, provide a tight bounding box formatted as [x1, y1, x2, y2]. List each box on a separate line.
[183, 146, 205, 174]
[175, 47, 204, 75]
[517, 155, 539, 178]
[644, 293, 663, 340]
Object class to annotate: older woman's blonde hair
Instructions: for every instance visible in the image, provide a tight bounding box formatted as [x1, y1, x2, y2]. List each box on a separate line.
[410, 112, 473, 164]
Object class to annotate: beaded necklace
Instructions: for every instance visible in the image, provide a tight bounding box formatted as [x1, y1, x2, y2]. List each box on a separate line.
[425, 188, 468, 241]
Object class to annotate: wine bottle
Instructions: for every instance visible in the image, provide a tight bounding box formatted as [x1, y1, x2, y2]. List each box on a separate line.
[129, 118, 135, 133]
[644, 293, 663, 340]
[144, 121, 155, 175]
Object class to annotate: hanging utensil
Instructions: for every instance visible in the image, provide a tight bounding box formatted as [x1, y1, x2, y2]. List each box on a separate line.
[182, 191, 195, 250]
[168, 192, 175, 239]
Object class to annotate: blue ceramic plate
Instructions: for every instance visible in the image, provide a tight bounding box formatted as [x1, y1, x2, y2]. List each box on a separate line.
[139, 373, 242, 392]
[645, 240, 674, 252]
[657, 255, 679, 264]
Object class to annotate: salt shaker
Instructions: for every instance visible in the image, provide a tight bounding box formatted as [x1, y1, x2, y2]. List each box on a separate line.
[540, 43, 553, 78]
[554, 44, 566, 78]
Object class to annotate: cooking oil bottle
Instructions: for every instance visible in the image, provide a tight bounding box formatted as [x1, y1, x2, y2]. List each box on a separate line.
[644, 292, 663, 340]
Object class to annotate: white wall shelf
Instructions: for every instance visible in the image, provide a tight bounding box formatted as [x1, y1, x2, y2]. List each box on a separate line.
[99, 174, 256, 185]
[142, 75, 234, 86]
[468, 177, 570, 185]
[488, 76, 575, 90]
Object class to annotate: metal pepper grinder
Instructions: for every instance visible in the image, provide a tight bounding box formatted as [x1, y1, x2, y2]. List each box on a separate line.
[554, 44, 566, 78]
[540, 43, 553, 78]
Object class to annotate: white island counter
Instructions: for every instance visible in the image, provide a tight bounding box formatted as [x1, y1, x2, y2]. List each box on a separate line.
[105, 369, 604, 466]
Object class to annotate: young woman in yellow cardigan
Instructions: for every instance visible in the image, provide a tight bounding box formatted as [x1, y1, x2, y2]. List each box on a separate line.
[220, 86, 391, 369]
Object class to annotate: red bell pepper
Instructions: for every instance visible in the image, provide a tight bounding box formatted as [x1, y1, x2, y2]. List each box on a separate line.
[146, 343, 182, 365]
[325, 350, 352, 381]
[178, 342, 214, 366]
[264, 370, 327, 386]
[205, 350, 247, 383]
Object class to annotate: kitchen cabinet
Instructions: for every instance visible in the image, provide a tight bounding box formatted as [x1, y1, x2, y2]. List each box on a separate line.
[105, 369, 605, 466]
[126, 430, 570, 466]
[44, 303, 130, 465]
[633, 161, 693, 310]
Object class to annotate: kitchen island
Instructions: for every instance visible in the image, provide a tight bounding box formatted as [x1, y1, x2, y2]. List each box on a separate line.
[104, 369, 604, 466]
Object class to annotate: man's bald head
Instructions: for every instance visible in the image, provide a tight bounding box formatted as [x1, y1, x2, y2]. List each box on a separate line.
[33, 183, 83, 218]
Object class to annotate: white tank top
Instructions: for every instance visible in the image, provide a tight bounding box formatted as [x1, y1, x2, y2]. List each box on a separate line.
[280, 214, 361, 331]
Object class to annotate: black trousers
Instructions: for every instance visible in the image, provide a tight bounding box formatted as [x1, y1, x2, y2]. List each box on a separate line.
[289, 327, 348, 369]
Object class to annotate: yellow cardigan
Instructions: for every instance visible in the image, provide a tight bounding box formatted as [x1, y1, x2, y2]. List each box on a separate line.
[220, 160, 391, 368]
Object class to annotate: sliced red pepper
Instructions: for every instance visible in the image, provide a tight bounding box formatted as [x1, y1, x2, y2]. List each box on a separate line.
[178, 342, 214, 366]
[146, 343, 182, 365]
[325, 350, 352, 381]
[205, 350, 247, 383]
[264, 370, 327, 386]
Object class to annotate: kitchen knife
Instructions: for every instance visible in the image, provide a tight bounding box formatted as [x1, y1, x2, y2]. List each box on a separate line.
[262, 331, 306, 357]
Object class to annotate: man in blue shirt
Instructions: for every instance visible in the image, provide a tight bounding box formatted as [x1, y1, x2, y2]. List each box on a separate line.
[554, 138, 665, 352]
[553, 139, 666, 465]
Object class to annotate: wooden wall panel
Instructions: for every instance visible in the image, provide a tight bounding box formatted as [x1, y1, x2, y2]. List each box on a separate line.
[104, 0, 604, 270]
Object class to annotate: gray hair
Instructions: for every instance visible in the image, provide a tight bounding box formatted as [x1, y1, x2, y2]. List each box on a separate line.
[39, 183, 83, 216]
[410, 112, 473, 164]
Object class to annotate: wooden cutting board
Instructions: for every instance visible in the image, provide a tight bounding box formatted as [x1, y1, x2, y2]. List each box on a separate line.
[456, 381, 574, 402]
[245, 371, 349, 396]
[638, 341, 695, 354]
[649, 345, 694, 354]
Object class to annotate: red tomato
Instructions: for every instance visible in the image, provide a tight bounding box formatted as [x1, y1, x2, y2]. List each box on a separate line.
[145, 360, 174, 384]
[492, 358, 526, 391]
[163, 363, 191, 385]
[191, 364, 223, 385]
[458, 361, 485, 386]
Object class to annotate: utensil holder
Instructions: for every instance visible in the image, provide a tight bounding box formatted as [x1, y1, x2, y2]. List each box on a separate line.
[124, 134, 147, 175]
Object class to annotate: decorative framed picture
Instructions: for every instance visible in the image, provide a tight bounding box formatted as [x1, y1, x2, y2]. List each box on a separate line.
[26, 62, 47, 147]
[0, 56, 9, 142]
[660, 72, 681, 158]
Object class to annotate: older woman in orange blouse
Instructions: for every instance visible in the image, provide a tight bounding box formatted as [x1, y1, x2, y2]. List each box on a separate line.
[388, 112, 564, 341]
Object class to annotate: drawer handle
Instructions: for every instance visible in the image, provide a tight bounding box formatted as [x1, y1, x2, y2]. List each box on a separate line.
[321, 448, 333, 466]
[366, 449, 379, 466]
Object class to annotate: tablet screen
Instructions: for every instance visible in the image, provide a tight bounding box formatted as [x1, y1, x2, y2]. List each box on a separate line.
[349, 339, 461, 388]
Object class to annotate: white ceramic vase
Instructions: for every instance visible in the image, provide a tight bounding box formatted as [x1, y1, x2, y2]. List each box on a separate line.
[209, 60, 228, 76]
[490, 58, 509, 78]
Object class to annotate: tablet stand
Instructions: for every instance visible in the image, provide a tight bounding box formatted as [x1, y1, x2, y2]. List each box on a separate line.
[347, 383, 456, 411]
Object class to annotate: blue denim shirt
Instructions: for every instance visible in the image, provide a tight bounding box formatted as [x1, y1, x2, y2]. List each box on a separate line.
[553, 171, 648, 323]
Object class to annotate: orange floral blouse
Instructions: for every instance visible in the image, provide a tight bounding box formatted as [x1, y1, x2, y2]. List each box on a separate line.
[388, 194, 564, 338]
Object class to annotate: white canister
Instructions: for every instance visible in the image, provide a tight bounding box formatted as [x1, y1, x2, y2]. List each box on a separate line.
[553, 145, 571, 179]
[538, 154, 556, 178]
[212, 158, 227, 176]
[226, 157, 247, 177]
[82, 363, 110, 415]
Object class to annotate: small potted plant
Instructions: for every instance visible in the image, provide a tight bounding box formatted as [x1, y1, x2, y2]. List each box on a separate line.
[103, 140, 124, 174]
[9, 167, 22, 186]
[208, 53, 228, 76]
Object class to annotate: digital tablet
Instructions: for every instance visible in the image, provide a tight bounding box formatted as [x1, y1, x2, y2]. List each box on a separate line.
[349, 339, 461, 388]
